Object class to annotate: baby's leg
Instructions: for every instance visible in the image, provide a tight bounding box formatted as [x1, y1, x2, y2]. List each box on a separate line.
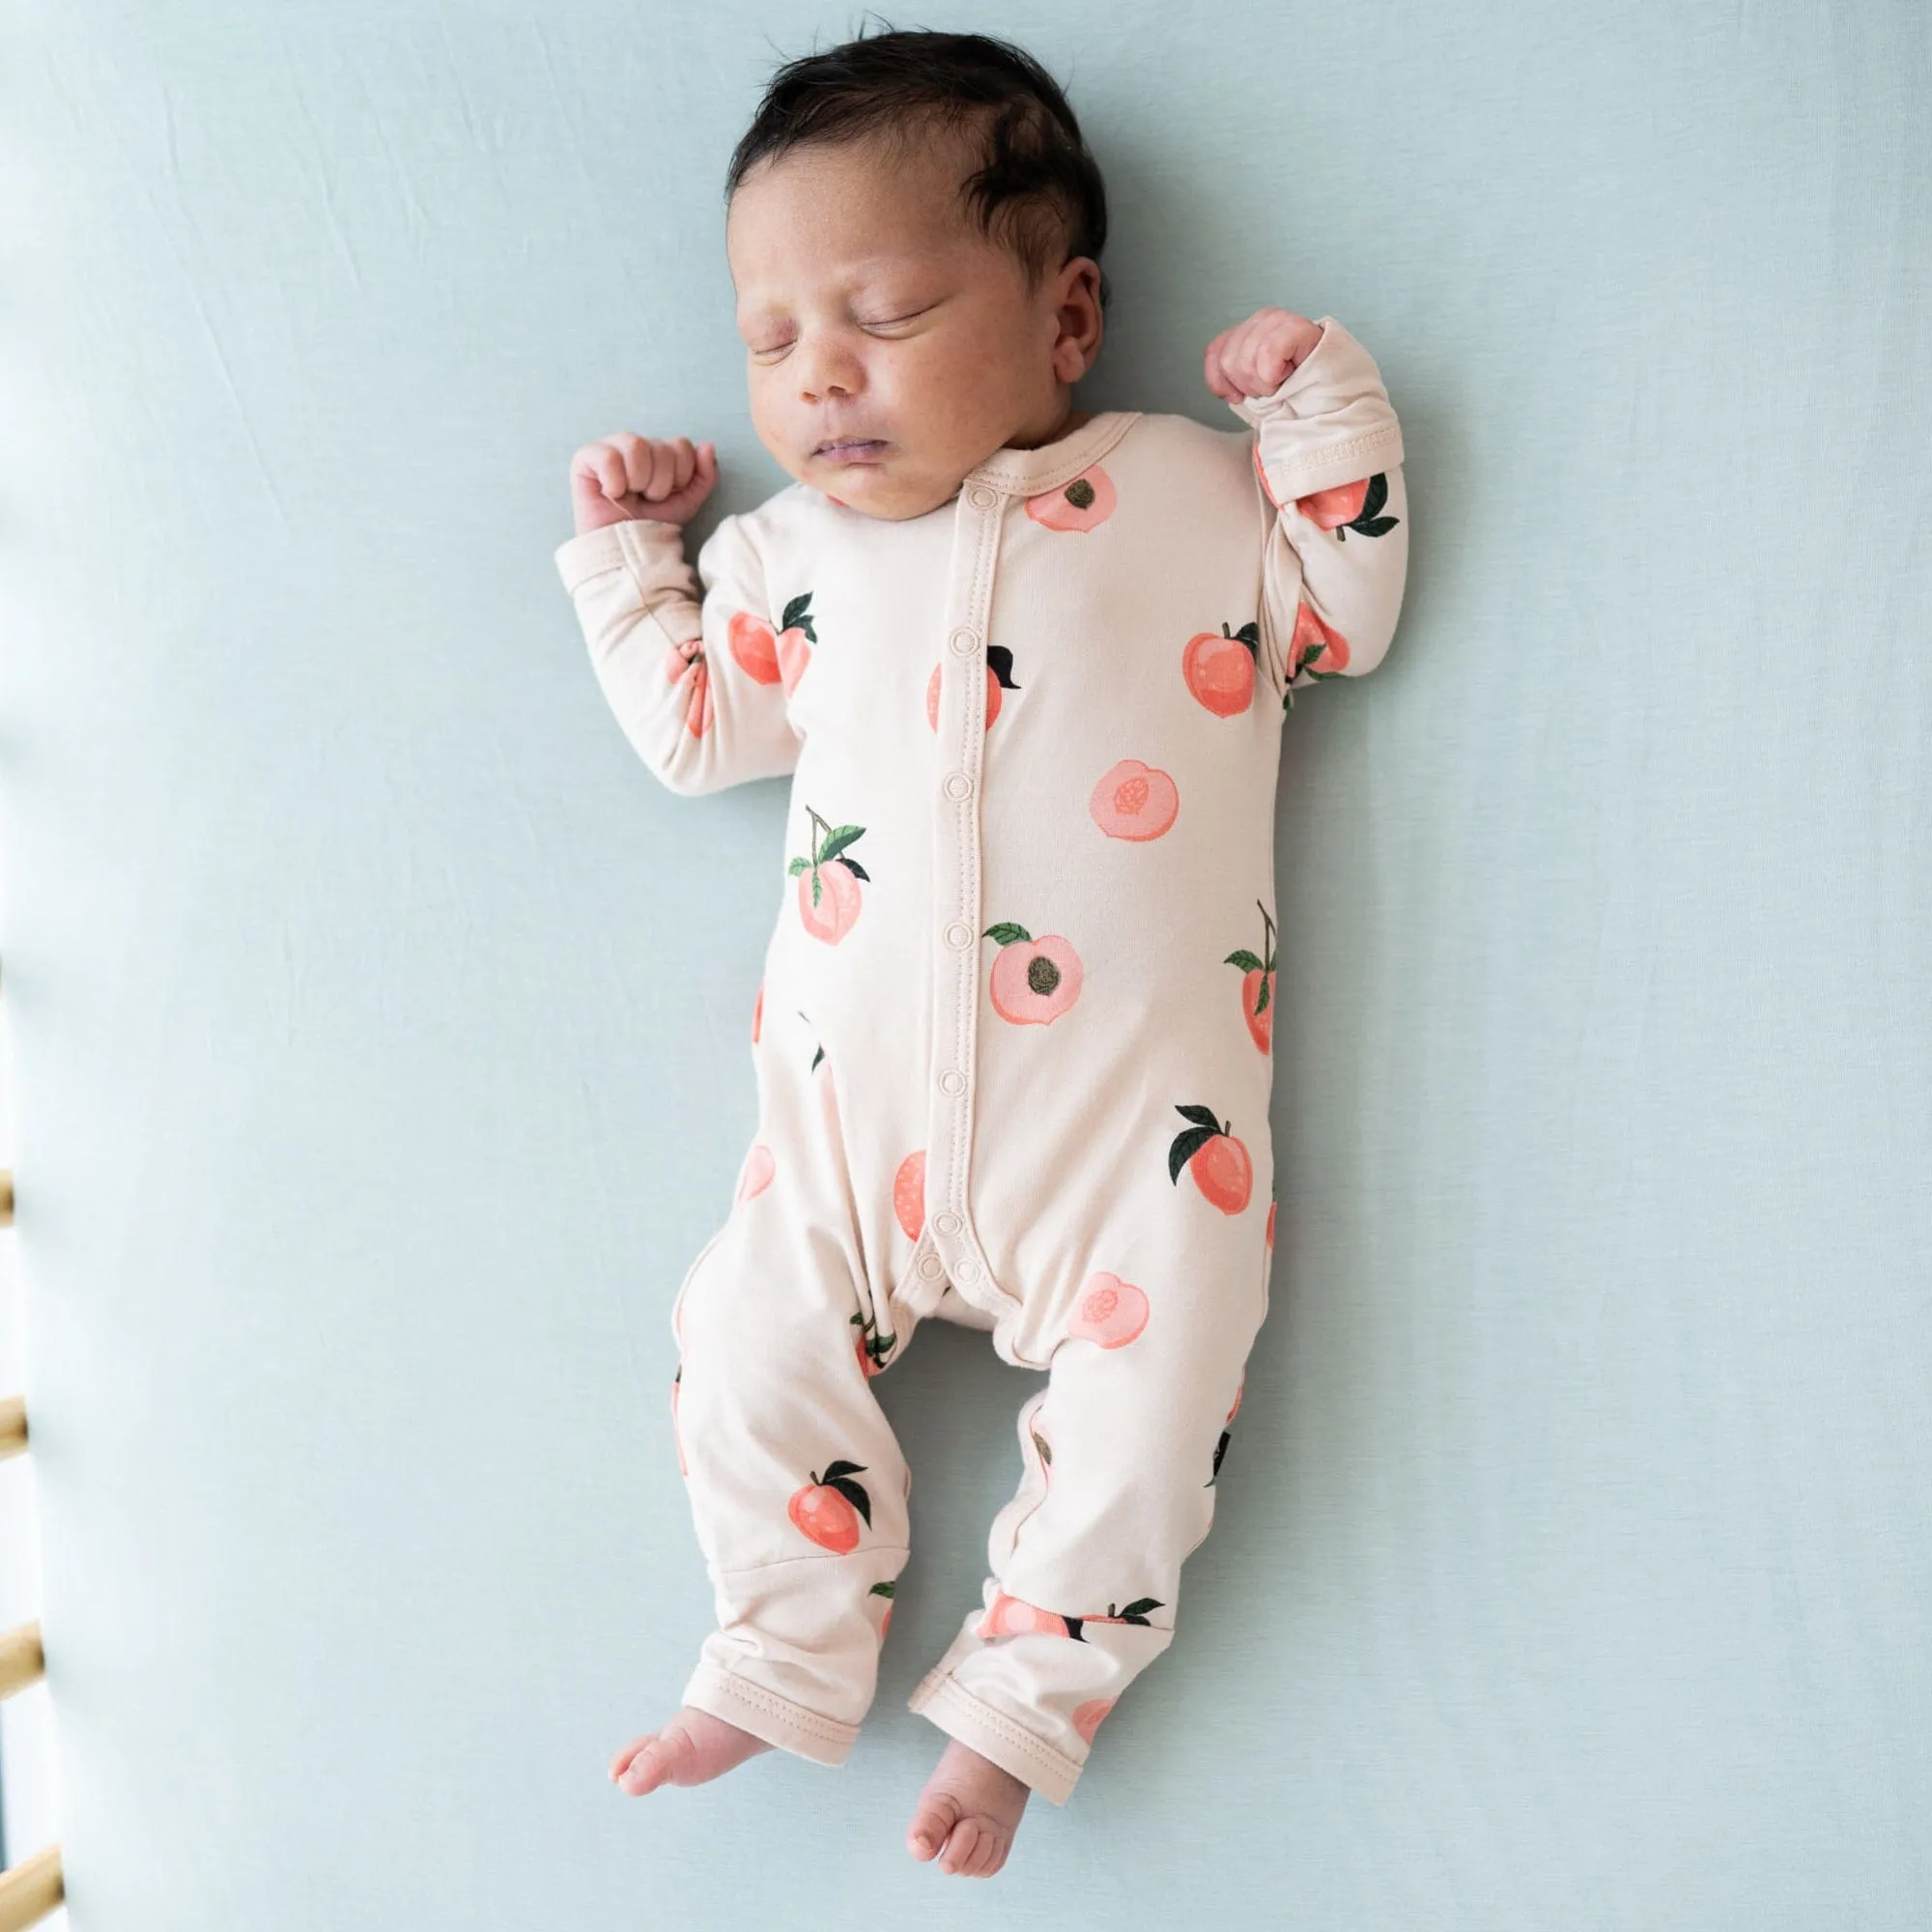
[617, 1052, 914, 1789]
[908, 1214, 1271, 1815]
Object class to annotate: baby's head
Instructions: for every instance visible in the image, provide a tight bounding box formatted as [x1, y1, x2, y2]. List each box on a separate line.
[724, 28, 1110, 522]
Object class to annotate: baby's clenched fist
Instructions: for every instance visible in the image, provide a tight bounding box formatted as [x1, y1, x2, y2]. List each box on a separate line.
[1202, 308, 1325, 404]
[570, 434, 718, 536]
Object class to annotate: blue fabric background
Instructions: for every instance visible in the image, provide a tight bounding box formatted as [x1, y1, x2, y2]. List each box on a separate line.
[5, 2, 1928, 1923]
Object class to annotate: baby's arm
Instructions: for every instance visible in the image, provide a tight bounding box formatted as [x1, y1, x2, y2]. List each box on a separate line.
[1209, 314, 1410, 702]
[554, 435, 803, 795]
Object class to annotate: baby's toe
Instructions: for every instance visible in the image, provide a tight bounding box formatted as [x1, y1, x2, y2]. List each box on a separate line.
[617, 1729, 688, 1794]
[907, 1789, 963, 1861]
[940, 1816, 1001, 1876]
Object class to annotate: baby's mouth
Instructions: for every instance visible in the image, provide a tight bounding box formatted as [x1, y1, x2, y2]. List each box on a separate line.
[814, 439, 889, 463]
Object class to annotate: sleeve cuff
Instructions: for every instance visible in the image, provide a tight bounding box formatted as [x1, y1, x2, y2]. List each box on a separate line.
[1230, 317, 1406, 501]
[554, 517, 687, 596]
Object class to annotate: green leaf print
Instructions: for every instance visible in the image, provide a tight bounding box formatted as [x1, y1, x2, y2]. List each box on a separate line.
[1168, 1125, 1218, 1182]
[1175, 1104, 1222, 1131]
[983, 922, 1033, 947]
[781, 591, 818, 640]
[1225, 950, 1265, 973]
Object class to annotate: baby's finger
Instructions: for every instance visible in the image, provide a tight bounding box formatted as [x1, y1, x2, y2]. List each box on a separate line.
[668, 438, 696, 493]
[622, 438, 660, 497]
[598, 446, 633, 502]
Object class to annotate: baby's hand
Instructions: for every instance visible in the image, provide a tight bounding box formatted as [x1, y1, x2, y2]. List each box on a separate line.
[569, 434, 719, 536]
[1202, 308, 1325, 403]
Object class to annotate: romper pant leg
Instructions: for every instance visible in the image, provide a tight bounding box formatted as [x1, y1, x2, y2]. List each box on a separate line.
[907, 1204, 1273, 1803]
[669, 1048, 912, 1767]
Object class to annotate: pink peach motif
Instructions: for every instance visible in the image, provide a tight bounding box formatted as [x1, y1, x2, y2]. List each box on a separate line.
[1024, 463, 1116, 531]
[1225, 900, 1278, 1053]
[984, 923, 1083, 1024]
[1168, 1105, 1254, 1214]
[664, 638, 713, 737]
[727, 609, 781, 685]
[1072, 1697, 1116, 1744]
[925, 645, 1018, 731]
[893, 1150, 926, 1241]
[1295, 476, 1370, 530]
[1284, 601, 1350, 711]
[751, 979, 764, 1044]
[977, 1591, 1075, 1640]
[788, 806, 869, 944]
[1295, 470, 1399, 541]
[1182, 621, 1261, 717]
[1090, 758, 1179, 841]
[851, 1308, 895, 1378]
[738, 1143, 775, 1202]
[1068, 1272, 1151, 1349]
[788, 1461, 871, 1553]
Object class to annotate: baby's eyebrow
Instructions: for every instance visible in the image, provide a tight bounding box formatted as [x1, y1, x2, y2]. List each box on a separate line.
[735, 255, 952, 323]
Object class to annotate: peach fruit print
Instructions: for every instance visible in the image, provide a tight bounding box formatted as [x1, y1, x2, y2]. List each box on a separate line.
[788, 806, 869, 944]
[1284, 601, 1350, 711]
[1295, 470, 1400, 541]
[1067, 1271, 1151, 1349]
[738, 1143, 775, 1202]
[977, 1591, 1164, 1643]
[1024, 463, 1116, 530]
[870, 1578, 895, 1640]
[1168, 1105, 1254, 1214]
[1072, 1697, 1116, 1744]
[1183, 620, 1261, 717]
[727, 592, 817, 692]
[893, 1150, 926, 1240]
[1090, 758, 1179, 841]
[851, 1309, 895, 1378]
[1225, 901, 1278, 1052]
[751, 979, 764, 1044]
[788, 1461, 872, 1554]
[984, 923, 1083, 1024]
[664, 637, 713, 737]
[926, 645, 1018, 730]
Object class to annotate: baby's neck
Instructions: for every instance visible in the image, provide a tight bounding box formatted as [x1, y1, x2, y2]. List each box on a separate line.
[1001, 401, 1092, 453]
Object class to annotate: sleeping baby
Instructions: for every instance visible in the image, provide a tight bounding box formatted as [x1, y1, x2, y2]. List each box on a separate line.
[554, 24, 1408, 1880]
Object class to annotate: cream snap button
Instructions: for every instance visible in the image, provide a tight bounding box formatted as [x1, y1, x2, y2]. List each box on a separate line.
[955, 1256, 981, 1282]
[917, 1253, 945, 1279]
[933, 1210, 962, 1236]
[968, 485, 997, 509]
[944, 921, 973, 949]
[938, 1067, 966, 1096]
[949, 626, 978, 656]
[943, 771, 974, 801]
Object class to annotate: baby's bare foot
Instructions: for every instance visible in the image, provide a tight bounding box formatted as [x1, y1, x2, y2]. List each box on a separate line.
[609, 1707, 771, 1794]
[906, 1739, 1030, 1877]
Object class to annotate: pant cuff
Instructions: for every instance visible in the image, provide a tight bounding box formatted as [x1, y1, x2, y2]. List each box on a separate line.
[906, 1666, 1083, 1804]
[684, 1659, 859, 1769]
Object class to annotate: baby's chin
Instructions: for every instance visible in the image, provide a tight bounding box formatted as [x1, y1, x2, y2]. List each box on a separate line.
[802, 456, 965, 524]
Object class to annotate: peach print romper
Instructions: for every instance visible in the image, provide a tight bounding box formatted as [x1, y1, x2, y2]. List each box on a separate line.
[554, 318, 1408, 1804]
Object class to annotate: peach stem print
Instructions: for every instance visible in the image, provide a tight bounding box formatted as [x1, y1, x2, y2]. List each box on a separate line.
[1167, 1105, 1253, 1213]
[1224, 900, 1278, 1053]
[984, 922, 1083, 1023]
[787, 806, 869, 943]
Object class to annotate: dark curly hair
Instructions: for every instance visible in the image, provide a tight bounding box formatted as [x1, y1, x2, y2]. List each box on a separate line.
[724, 21, 1111, 313]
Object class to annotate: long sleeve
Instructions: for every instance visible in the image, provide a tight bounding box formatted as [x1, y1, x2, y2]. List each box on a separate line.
[1228, 316, 1410, 703]
[554, 509, 804, 796]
